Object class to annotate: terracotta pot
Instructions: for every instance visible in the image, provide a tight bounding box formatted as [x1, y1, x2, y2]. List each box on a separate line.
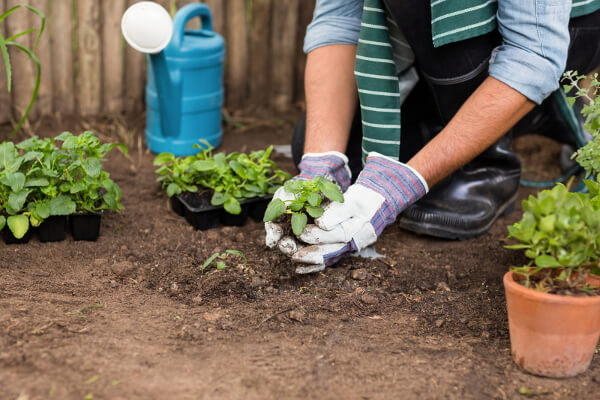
[504, 271, 600, 378]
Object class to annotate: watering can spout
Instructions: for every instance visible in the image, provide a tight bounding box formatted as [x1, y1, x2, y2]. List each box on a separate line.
[121, 1, 181, 138]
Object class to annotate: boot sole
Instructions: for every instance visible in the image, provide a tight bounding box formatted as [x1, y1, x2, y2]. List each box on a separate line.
[398, 192, 519, 241]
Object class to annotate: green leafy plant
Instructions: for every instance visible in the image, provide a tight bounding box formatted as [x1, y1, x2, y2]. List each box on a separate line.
[263, 176, 344, 236]
[0, 132, 127, 239]
[506, 71, 600, 293]
[1, 4, 46, 138]
[201, 249, 246, 272]
[154, 142, 290, 215]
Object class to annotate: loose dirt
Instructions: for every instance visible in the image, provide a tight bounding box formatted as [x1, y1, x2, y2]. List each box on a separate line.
[1, 114, 598, 400]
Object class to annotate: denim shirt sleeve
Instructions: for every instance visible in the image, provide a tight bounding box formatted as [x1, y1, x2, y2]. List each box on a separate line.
[303, 0, 364, 54]
[489, 0, 572, 104]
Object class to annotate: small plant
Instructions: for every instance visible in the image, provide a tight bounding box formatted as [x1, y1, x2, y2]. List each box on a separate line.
[263, 176, 344, 236]
[1, 4, 46, 138]
[506, 71, 600, 293]
[154, 142, 290, 215]
[0, 132, 126, 239]
[201, 249, 246, 272]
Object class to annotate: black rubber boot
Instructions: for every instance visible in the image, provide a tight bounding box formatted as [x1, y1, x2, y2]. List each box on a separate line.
[398, 132, 521, 240]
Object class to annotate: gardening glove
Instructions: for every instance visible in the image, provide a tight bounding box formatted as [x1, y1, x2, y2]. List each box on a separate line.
[265, 151, 351, 254]
[292, 152, 429, 274]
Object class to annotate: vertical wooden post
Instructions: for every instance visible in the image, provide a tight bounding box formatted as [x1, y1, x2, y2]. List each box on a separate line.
[50, 0, 75, 116]
[225, 0, 249, 109]
[295, 0, 315, 104]
[27, 0, 52, 118]
[124, 0, 147, 112]
[5, 0, 36, 122]
[77, 0, 102, 116]
[248, 0, 271, 108]
[270, 0, 299, 111]
[102, 0, 126, 114]
[0, 0, 10, 125]
[203, 0, 224, 36]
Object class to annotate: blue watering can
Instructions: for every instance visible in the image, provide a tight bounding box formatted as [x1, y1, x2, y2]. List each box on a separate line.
[121, 1, 225, 155]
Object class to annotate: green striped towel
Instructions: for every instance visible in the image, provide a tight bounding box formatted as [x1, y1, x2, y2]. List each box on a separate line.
[355, 0, 417, 163]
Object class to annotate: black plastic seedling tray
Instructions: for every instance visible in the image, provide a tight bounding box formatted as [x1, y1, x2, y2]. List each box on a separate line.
[176, 193, 273, 230]
[3, 227, 33, 244]
[70, 212, 103, 241]
[38, 216, 67, 242]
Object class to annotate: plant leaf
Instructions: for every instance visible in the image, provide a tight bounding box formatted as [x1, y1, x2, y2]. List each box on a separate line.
[224, 196, 241, 215]
[307, 192, 322, 207]
[318, 180, 344, 203]
[291, 212, 308, 236]
[82, 158, 102, 177]
[225, 249, 247, 261]
[0, 215, 5, 230]
[49, 195, 76, 216]
[306, 206, 324, 218]
[166, 183, 181, 197]
[192, 159, 215, 171]
[202, 253, 220, 271]
[211, 191, 228, 206]
[36, 202, 51, 219]
[263, 199, 285, 222]
[535, 255, 562, 268]
[7, 214, 29, 239]
[216, 261, 226, 270]
[7, 190, 31, 214]
[153, 152, 174, 166]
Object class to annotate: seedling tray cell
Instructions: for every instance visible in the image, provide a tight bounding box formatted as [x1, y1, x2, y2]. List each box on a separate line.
[170, 196, 185, 217]
[70, 213, 103, 241]
[3, 228, 32, 244]
[176, 194, 273, 230]
[38, 216, 67, 242]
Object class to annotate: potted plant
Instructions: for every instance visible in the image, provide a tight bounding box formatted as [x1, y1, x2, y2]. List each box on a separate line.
[17, 136, 75, 242]
[154, 142, 290, 230]
[504, 71, 600, 378]
[55, 131, 126, 241]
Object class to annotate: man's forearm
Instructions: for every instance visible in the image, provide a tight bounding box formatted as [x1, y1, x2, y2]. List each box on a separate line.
[304, 45, 358, 154]
[407, 77, 535, 187]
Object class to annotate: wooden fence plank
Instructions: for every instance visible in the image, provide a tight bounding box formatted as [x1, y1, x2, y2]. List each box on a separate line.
[50, 0, 75, 115]
[5, 0, 36, 123]
[203, 0, 224, 35]
[124, 0, 147, 112]
[294, 0, 315, 104]
[77, 0, 102, 116]
[248, 0, 271, 108]
[27, 0, 51, 118]
[270, 0, 299, 111]
[0, 0, 10, 124]
[225, 0, 248, 109]
[102, 0, 126, 114]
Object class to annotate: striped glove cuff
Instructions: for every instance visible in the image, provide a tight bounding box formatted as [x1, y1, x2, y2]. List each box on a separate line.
[297, 151, 352, 192]
[356, 152, 428, 229]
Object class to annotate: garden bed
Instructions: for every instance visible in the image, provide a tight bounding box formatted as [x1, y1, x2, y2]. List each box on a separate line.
[0, 114, 598, 399]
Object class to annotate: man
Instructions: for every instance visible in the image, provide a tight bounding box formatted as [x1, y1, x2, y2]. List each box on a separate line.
[266, 0, 600, 273]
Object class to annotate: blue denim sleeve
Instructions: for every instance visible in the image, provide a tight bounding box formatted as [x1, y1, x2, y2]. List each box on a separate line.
[489, 0, 572, 104]
[303, 0, 364, 54]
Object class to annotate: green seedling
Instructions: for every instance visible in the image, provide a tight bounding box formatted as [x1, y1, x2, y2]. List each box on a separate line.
[263, 176, 344, 236]
[154, 142, 290, 215]
[0, 132, 126, 239]
[1, 4, 45, 138]
[202, 249, 246, 272]
[505, 71, 600, 292]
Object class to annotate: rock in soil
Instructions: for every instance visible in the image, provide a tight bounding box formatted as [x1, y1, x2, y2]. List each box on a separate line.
[435, 319, 445, 328]
[436, 281, 451, 292]
[110, 261, 136, 277]
[289, 310, 306, 323]
[351, 268, 368, 281]
[361, 293, 378, 305]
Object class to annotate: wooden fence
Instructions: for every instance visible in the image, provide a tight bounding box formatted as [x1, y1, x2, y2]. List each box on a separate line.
[0, 0, 316, 125]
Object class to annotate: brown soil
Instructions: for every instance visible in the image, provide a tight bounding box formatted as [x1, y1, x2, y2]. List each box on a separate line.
[1, 114, 599, 400]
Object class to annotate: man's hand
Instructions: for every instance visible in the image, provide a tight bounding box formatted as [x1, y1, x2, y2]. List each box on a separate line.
[291, 153, 429, 274]
[265, 151, 351, 254]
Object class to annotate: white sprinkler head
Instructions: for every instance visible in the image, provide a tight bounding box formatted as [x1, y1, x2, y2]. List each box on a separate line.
[121, 1, 173, 54]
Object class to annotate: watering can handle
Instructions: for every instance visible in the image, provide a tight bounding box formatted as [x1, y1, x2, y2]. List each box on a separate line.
[172, 3, 213, 48]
